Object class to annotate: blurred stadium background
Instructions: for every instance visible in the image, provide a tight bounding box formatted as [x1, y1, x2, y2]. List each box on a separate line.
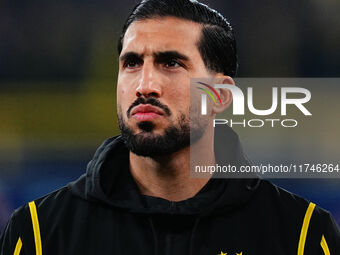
[1, 0, 340, 232]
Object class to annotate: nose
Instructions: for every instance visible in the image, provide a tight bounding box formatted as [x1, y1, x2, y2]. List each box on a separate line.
[136, 62, 162, 98]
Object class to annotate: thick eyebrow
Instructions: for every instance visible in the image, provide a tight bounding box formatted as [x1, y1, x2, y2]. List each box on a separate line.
[119, 50, 190, 64]
[153, 51, 189, 63]
[119, 52, 143, 63]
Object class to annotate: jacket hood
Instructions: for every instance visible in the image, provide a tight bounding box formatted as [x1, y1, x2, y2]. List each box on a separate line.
[68, 125, 261, 216]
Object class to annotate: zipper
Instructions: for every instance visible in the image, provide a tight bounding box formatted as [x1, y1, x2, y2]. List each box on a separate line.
[169, 201, 176, 213]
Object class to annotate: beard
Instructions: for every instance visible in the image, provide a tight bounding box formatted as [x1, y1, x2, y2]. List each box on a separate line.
[118, 99, 208, 157]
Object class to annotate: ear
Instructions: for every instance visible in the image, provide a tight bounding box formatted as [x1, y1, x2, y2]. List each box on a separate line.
[212, 76, 235, 114]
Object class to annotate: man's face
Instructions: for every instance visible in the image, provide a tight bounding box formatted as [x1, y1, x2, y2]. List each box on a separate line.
[117, 17, 212, 157]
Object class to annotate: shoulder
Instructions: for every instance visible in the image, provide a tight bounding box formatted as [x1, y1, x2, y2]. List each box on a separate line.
[257, 179, 340, 254]
[1, 185, 93, 254]
[5, 186, 72, 225]
[5, 185, 87, 234]
[258, 179, 310, 209]
[258, 179, 333, 220]
[0, 186, 71, 254]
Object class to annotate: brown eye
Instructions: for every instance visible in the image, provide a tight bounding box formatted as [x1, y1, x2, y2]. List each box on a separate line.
[123, 58, 143, 69]
[124, 61, 140, 69]
[165, 60, 181, 68]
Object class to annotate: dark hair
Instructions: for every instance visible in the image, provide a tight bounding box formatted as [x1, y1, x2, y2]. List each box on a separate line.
[118, 0, 238, 77]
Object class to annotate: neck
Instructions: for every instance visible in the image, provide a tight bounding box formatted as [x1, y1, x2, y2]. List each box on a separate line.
[129, 128, 215, 202]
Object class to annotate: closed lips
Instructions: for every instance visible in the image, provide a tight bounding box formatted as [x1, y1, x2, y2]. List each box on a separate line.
[131, 105, 165, 116]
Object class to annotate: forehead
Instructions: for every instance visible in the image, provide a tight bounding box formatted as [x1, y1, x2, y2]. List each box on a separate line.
[121, 17, 202, 56]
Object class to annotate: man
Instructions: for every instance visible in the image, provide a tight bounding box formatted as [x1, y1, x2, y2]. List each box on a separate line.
[1, 0, 339, 254]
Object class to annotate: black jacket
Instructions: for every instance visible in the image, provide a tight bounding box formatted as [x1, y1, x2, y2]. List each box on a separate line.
[1, 125, 340, 255]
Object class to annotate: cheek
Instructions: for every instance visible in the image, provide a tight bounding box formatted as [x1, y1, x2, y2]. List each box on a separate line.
[117, 74, 128, 101]
[117, 85, 129, 105]
[119, 88, 127, 98]
[117, 74, 138, 105]
[167, 84, 191, 111]
[171, 96, 190, 116]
